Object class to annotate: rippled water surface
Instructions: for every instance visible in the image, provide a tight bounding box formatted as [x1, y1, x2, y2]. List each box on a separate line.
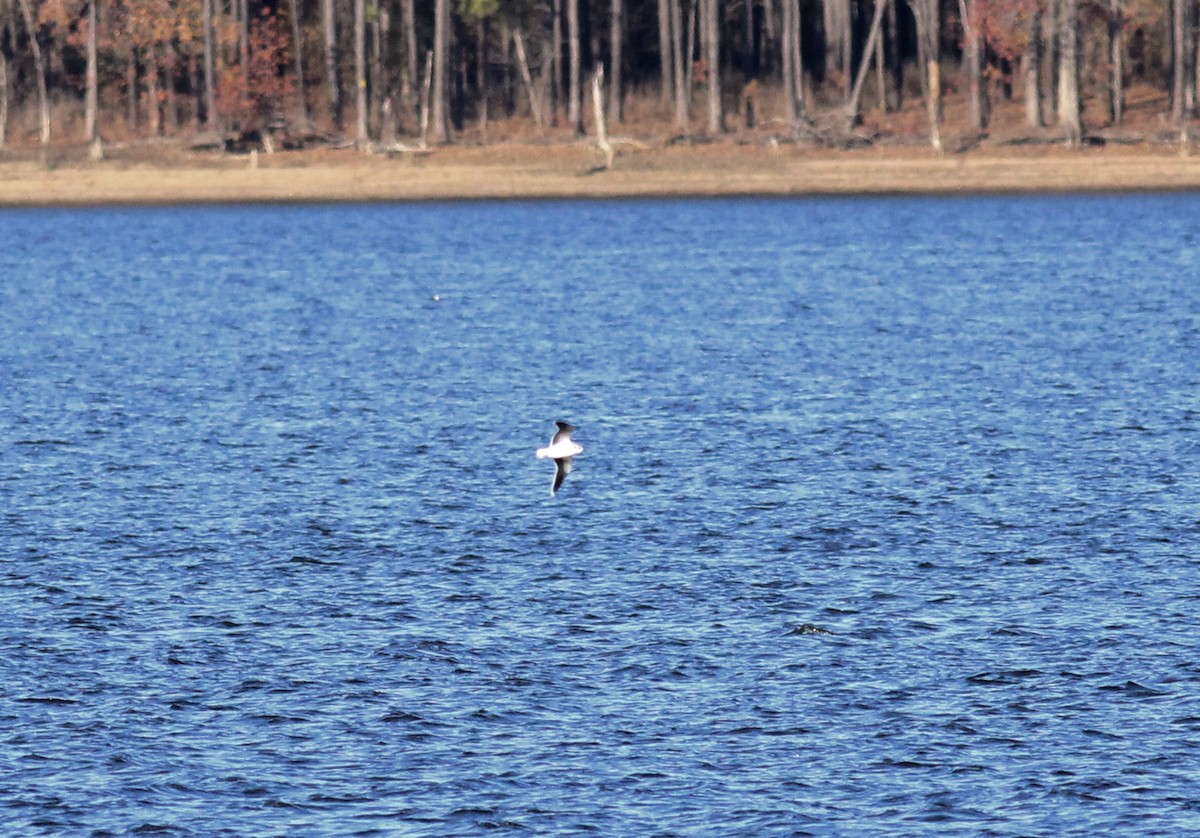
[2, 195, 1199, 835]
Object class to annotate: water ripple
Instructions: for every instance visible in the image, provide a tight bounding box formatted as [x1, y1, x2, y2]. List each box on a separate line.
[2, 196, 1199, 834]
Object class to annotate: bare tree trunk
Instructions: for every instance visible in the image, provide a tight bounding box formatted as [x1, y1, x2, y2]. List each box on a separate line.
[203, 0, 215, 127]
[875, 16, 886, 114]
[845, 0, 887, 130]
[670, 0, 688, 131]
[0, 51, 8, 148]
[374, 4, 388, 133]
[476, 18, 488, 139]
[609, 0, 623, 123]
[885, 0, 901, 110]
[780, 0, 798, 126]
[1043, 0, 1058, 124]
[499, 20, 513, 117]
[1194, 5, 1200, 123]
[789, 0, 805, 120]
[906, 0, 942, 151]
[164, 44, 180, 134]
[1023, 10, 1043, 126]
[354, 0, 367, 147]
[927, 59, 942, 150]
[148, 44, 162, 137]
[432, 0, 450, 142]
[743, 0, 754, 79]
[513, 28, 546, 128]
[239, 0, 249, 96]
[567, 0, 582, 133]
[1109, 0, 1123, 124]
[126, 49, 138, 131]
[960, 0, 987, 130]
[1192, 0, 1200, 121]
[324, 0, 342, 129]
[16, 0, 50, 145]
[658, 0, 672, 102]
[685, 0, 696, 102]
[551, 0, 563, 123]
[1058, 0, 1082, 145]
[791, 0, 803, 113]
[1172, 0, 1186, 122]
[592, 67, 613, 168]
[84, 0, 98, 141]
[825, 0, 851, 98]
[1183, 0, 1199, 119]
[419, 49, 433, 147]
[377, 0, 394, 145]
[288, 0, 311, 129]
[401, 0, 417, 127]
[702, 0, 722, 134]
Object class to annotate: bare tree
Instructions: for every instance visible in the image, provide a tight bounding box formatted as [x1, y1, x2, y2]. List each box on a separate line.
[401, 0, 417, 128]
[824, 0, 851, 97]
[147, 43, 162, 136]
[513, 28, 546, 127]
[355, 0, 368, 146]
[16, 0, 49, 145]
[202, 0, 215, 128]
[884, 0, 901, 110]
[592, 66, 614, 168]
[419, 49, 433, 147]
[609, 0, 623, 123]
[701, 0, 721, 133]
[1108, 0, 1123, 123]
[1171, 0, 1188, 123]
[238, 0, 249, 100]
[1022, 7, 1043, 127]
[844, 0, 887, 130]
[567, 0, 582, 133]
[959, 0, 988, 130]
[902, 0, 942, 150]
[125, 49, 137, 131]
[288, 0, 311, 129]
[324, 0, 342, 128]
[475, 17, 488, 137]
[670, 0, 688, 131]
[658, 0, 672, 102]
[551, 0, 562, 122]
[780, 0, 803, 128]
[1058, 0, 1081, 145]
[0, 51, 7, 148]
[84, 0, 98, 141]
[432, 0, 451, 141]
[1043, 3, 1058, 124]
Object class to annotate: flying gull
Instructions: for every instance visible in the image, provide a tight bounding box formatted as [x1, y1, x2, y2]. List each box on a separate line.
[536, 421, 583, 495]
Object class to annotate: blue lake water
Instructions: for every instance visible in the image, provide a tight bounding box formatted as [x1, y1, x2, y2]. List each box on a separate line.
[2, 194, 1199, 835]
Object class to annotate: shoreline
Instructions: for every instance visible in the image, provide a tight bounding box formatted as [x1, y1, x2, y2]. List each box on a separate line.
[3, 142, 1200, 206]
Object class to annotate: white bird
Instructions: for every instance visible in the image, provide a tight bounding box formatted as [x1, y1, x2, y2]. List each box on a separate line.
[536, 421, 583, 495]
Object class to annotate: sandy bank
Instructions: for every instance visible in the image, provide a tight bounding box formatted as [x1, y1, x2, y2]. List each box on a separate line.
[2, 142, 1200, 206]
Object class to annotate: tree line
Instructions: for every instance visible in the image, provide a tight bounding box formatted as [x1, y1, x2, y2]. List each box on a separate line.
[0, 0, 1191, 150]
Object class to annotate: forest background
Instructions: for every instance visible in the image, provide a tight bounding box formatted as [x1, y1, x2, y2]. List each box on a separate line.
[1, 0, 1199, 160]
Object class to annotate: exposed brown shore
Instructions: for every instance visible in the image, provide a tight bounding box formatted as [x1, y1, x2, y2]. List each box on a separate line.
[3, 140, 1200, 206]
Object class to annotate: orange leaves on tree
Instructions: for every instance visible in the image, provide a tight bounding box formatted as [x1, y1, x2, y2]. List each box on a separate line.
[957, 0, 1042, 83]
[215, 8, 297, 133]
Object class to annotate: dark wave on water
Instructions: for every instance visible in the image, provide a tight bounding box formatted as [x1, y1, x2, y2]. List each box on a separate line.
[2, 196, 1199, 835]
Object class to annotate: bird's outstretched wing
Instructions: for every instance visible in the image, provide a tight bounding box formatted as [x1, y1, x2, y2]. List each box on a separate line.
[551, 421, 577, 446]
[552, 456, 574, 494]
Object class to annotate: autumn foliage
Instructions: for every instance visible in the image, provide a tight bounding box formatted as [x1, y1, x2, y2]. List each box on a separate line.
[214, 8, 296, 134]
[0, 0, 1194, 149]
